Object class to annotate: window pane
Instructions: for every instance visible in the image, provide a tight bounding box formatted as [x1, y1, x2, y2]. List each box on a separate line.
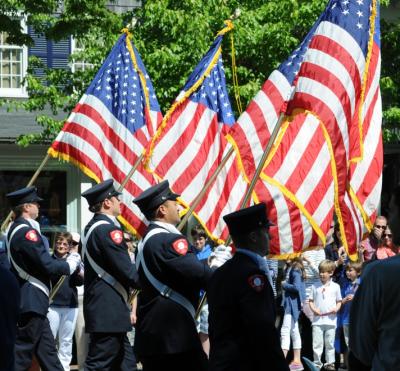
[2, 61, 10, 74]
[2, 76, 11, 88]
[2, 49, 11, 62]
[11, 49, 20, 62]
[11, 62, 21, 75]
[11, 76, 20, 88]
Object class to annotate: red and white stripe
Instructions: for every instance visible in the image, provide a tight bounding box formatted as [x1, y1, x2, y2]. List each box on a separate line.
[258, 112, 335, 255]
[286, 20, 381, 256]
[147, 101, 228, 200]
[190, 142, 249, 242]
[229, 15, 381, 256]
[228, 69, 292, 177]
[145, 98, 250, 243]
[348, 41, 382, 237]
[50, 94, 162, 235]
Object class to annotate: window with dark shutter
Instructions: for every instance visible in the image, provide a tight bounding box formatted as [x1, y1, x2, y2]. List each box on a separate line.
[28, 26, 71, 82]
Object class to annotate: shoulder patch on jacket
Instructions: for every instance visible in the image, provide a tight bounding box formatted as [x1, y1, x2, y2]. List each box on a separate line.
[25, 229, 39, 242]
[248, 274, 265, 292]
[172, 238, 188, 255]
[110, 230, 123, 244]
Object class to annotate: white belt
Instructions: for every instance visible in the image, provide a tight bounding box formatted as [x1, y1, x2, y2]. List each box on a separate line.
[137, 228, 196, 318]
[6, 224, 50, 297]
[82, 220, 128, 303]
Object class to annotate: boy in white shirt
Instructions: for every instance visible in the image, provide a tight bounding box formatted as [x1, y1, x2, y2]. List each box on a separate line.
[309, 260, 342, 370]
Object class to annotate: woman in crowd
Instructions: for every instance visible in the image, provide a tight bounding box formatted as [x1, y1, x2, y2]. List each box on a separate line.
[280, 257, 306, 371]
[47, 231, 84, 371]
[375, 226, 397, 259]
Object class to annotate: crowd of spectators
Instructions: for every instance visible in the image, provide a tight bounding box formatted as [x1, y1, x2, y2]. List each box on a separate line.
[271, 215, 397, 371]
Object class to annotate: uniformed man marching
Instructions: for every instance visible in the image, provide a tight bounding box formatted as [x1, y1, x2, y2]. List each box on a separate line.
[6, 186, 81, 371]
[133, 180, 226, 371]
[207, 203, 289, 371]
[81, 179, 140, 370]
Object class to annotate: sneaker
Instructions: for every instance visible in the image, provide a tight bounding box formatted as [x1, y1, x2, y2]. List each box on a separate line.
[289, 362, 304, 371]
[324, 363, 336, 371]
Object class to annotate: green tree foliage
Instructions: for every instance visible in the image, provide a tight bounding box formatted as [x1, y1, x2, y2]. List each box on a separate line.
[381, 19, 400, 142]
[0, 0, 398, 145]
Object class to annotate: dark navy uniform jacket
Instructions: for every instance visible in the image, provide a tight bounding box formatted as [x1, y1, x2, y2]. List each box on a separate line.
[83, 213, 139, 333]
[134, 222, 213, 357]
[208, 252, 289, 371]
[7, 217, 70, 316]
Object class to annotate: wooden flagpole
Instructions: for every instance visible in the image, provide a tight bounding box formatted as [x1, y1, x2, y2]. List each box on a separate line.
[238, 112, 286, 211]
[177, 147, 234, 231]
[1, 153, 51, 232]
[118, 152, 145, 192]
[195, 111, 287, 318]
[0, 149, 70, 302]
[176, 10, 241, 232]
[51, 152, 146, 301]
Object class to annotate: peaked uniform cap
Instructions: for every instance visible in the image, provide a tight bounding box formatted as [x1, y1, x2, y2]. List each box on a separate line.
[81, 179, 122, 207]
[133, 180, 180, 216]
[6, 186, 43, 207]
[223, 203, 273, 236]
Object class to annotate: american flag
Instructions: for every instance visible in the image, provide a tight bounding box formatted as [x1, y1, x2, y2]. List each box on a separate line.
[144, 22, 248, 241]
[348, 6, 382, 242]
[49, 32, 162, 236]
[228, 0, 382, 258]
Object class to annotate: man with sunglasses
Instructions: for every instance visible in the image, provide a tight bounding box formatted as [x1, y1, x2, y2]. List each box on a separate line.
[81, 179, 140, 370]
[360, 215, 387, 261]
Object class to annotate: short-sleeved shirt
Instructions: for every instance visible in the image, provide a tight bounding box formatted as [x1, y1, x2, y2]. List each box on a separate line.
[303, 249, 326, 299]
[310, 279, 342, 326]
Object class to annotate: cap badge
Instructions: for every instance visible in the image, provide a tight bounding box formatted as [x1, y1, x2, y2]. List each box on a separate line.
[110, 230, 123, 244]
[172, 239, 188, 255]
[248, 274, 265, 292]
[25, 229, 39, 242]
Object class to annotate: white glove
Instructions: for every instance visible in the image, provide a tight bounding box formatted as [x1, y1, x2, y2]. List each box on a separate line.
[66, 252, 82, 274]
[209, 245, 233, 268]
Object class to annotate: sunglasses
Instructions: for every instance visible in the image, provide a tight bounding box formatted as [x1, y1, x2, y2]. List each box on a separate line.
[383, 234, 392, 238]
[124, 238, 133, 243]
[71, 241, 79, 246]
[375, 225, 387, 230]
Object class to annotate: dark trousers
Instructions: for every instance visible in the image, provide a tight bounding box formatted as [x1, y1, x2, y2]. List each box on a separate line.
[140, 348, 208, 371]
[299, 311, 314, 361]
[15, 313, 63, 371]
[85, 332, 137, 371]
[348, 351, 371, 371]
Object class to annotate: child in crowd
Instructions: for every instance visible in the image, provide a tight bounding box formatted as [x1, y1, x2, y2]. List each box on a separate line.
[309, 260, 342, 371]
[280, 257, 306, 371]
[299, 248, 326, 361]
[340, 261, 362, 367]
[190, 225, 213, 357]
[191, 225, 213, 261]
